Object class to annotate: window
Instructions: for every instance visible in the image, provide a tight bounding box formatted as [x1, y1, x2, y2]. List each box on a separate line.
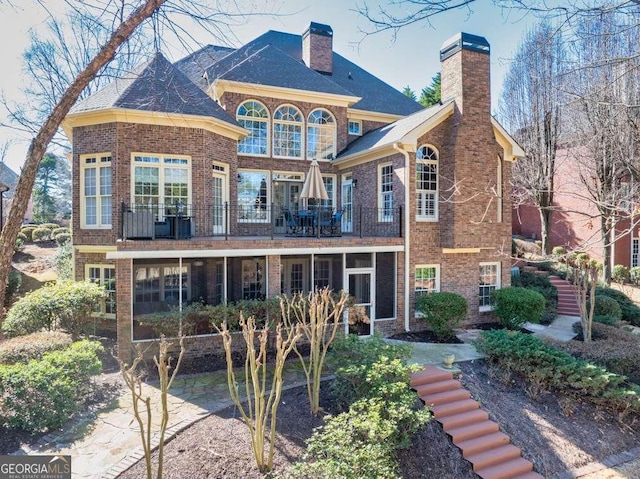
[633, 238, 639, 267]
[415, 265, 440, 302]
[237, 100, 269, 155]
[348, 120, 362, 136]
[314, 259, 332, 289]
[134, 264, 189, 306]
[237, 170, 269, 222]
[379, 163, 394, 222]
[479, 262, 500, 311]
[321, 175, 335, 209]
[81, 154, 112, 228]
[86, 265, 116, 316]
[273, 105, 303, 158]
[416, 145, 438, 221]
[242, 258, 265, 300]
[307, 109, 336, 160]
[132, 154, 190, 212]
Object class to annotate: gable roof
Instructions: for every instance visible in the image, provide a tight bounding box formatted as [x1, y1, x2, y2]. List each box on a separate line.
[70, 52, 238, 126]
[335, 100, 455, 164]
[178, 30, 423, 117]
[0, 163, 18, 197]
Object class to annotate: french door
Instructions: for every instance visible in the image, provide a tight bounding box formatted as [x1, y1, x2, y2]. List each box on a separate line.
[341, 178, 353, 233]
[346, 270, 374, 336]
[212, 171, 227, 235]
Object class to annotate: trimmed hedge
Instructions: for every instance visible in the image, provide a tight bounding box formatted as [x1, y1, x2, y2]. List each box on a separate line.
[0, 340, 103, 432]
[20, 226, 36, 242]
[32, 227, 52, 242]
[593, 295, 622, 325]
[416, 291, 467, 339]
[595, 287, 640, 326]
[476, 329, 640, 416]
[0, 331, 72, 365]
[512, 271, 558, 325]
[491, 287, 546, 330]
[612, 265, 630, 284]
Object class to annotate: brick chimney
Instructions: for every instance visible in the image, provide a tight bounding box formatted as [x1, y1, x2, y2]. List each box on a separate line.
[440, 32, 491, 118]
[302, 22, 333, 75]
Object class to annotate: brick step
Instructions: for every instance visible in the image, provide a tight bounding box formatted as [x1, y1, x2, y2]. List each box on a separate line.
[447, 420, 500, 442]
[467, 444, 523, 471]
[557, 308, 581, 315]
[420, 388, 471, 406]
[410, 366, 453, 388]
[457, 431, 511, 456]
[415, 379, 461, 396]
[476, 457, 534, 479]
[432, 398, 480, 418]
[441, 409, 489, 431]
[514, 472, 546, 479]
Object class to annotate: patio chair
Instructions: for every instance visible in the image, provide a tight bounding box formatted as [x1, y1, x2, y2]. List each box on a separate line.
[282, 208, 301, 235]
[330, 211, 343, 235]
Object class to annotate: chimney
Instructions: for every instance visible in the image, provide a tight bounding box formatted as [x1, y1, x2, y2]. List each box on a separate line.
[440, 32, 490, 117]
[302, 22, 333, 75]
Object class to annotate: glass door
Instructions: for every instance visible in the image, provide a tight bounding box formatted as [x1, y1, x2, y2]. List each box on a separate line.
[346, 271, 373, 336]
[212, 170, 227, 235]
[341, 177, 353, 233]
[274, 180, 302, 232]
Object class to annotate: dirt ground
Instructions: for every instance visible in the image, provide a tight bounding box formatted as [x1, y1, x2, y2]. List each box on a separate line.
[117, 359, 640, 479]
[11, 241, 59, 292]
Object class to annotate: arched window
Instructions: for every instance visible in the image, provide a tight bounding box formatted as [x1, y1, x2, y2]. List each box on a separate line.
[416, 145, 438, 220]
[307, 109, 335, 160]
[273, 105, 303, 158]
[237, 101, 269, 155]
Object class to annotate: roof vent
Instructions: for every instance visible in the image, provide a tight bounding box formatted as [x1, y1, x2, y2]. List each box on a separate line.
[440, 32, 490, 61]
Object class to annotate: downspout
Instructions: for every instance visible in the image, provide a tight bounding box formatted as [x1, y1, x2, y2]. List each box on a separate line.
[393, 142, 411, 332]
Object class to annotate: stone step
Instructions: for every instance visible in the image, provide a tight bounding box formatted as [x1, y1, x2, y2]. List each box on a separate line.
[476, 457, 534, 479]
[420, 388, 471, 406]
[415, 379, 461, 396]
[447, 420, 500, 443]
[467, 444, 523, 471]
[440, 409, 489, 431]
[432, 398, 480, 419]
[410, 366, 453, 388]
[457, 431, 511, 457]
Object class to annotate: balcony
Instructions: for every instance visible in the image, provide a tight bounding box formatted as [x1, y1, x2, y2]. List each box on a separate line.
[120, 202, 403, 240]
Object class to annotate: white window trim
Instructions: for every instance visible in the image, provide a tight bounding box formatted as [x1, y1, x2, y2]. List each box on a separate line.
[237, 168, 271, 223]
[237, 99, 270, 157]
[378, 162, 394, 223]
[414, 264, 440, 318]
[133, 263, 191, 304]
[416, 145, 439, 222]
[322, 174, 337, 208]
[130, 153, 192, 211]
[307, 108, 337, 161]
[85, 264, 116, 318]
[80, 153, 112, 229]
[479, 261, 501, 312]
[632, 237, 639, 268]
[348, 119, 362, 136]
[273, 104, 304, 160]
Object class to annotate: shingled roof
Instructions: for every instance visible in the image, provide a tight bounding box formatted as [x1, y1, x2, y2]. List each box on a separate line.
[70, 52, 238, 127]
[177, 29, 423, 117]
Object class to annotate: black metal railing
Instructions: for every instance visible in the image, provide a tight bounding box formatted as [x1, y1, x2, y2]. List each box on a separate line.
[120, 201, 403, 240]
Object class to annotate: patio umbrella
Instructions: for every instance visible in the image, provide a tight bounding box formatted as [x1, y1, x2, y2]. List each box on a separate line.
[300, 160, 329, 202]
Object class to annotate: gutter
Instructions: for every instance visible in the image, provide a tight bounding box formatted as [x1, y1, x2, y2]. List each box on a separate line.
[393, 142, 411, 332]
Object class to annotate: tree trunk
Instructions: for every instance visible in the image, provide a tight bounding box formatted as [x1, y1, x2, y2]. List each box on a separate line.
[601, 215, 612, 285]
[539, 206, 553, 255]
[0, 0, 167, 319]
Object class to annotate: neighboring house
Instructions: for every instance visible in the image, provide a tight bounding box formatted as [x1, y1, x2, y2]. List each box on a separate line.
[62, 24, 522, 360]
[0, 162, 29, 225]
[512, 148, 635, 269]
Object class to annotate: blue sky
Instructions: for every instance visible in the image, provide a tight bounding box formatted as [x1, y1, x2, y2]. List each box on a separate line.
[0, 0, 537, 172]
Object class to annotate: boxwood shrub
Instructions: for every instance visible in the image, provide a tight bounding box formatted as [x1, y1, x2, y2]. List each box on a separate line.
[491, 287, 546, 330]
[593, 295, 622, 325]
[595, 287, 640, 326]
[415, 291, 467, 339]
[0, 340, 103, 432]
[0, 331, 72, 365]
[512, 271, 558, 325]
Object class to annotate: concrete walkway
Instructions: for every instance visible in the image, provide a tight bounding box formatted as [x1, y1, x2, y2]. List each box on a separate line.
[526, 314, 581, 341]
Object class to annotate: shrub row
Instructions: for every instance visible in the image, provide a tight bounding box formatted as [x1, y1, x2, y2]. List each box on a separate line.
[595, 287, 640, 326]
[287, 334, 429, 478]
[476, 329, 640, 417]
[0, 340, 103, 432]
[0, 331, 72, 365]
[549, 323, 640, 385]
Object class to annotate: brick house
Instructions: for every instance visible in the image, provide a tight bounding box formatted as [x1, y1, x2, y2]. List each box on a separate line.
[62, 25, 522, 360]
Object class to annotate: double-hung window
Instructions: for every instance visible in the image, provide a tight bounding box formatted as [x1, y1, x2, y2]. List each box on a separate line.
[379, 163, 394, 222]
[132, 154, 190, 214]
[81, 154, 112, 228]
[415, 265, 440, 299]
[479, 262, 500, 311]
[86, 265, 116, 317]
[416, 145, 438, 221]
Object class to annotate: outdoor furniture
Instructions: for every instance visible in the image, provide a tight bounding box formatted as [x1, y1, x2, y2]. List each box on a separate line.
[297, 209, 317, 236]
[124, 211, 154, 239]
[329, 210, 343, 235]
[282, 208, 301, 235]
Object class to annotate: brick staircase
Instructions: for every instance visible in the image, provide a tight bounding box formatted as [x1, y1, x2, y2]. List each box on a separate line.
[547, 275, 581, 316]
[411, 365, 545, 479]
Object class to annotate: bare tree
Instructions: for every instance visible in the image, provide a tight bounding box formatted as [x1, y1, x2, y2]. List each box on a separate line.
[500, 21, 565, 254]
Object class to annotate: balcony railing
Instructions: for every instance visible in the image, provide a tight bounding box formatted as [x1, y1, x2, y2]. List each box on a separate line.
[120, 201, 403, 240]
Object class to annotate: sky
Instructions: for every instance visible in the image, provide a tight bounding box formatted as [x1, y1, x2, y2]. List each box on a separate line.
[0, 0, 538, 173]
